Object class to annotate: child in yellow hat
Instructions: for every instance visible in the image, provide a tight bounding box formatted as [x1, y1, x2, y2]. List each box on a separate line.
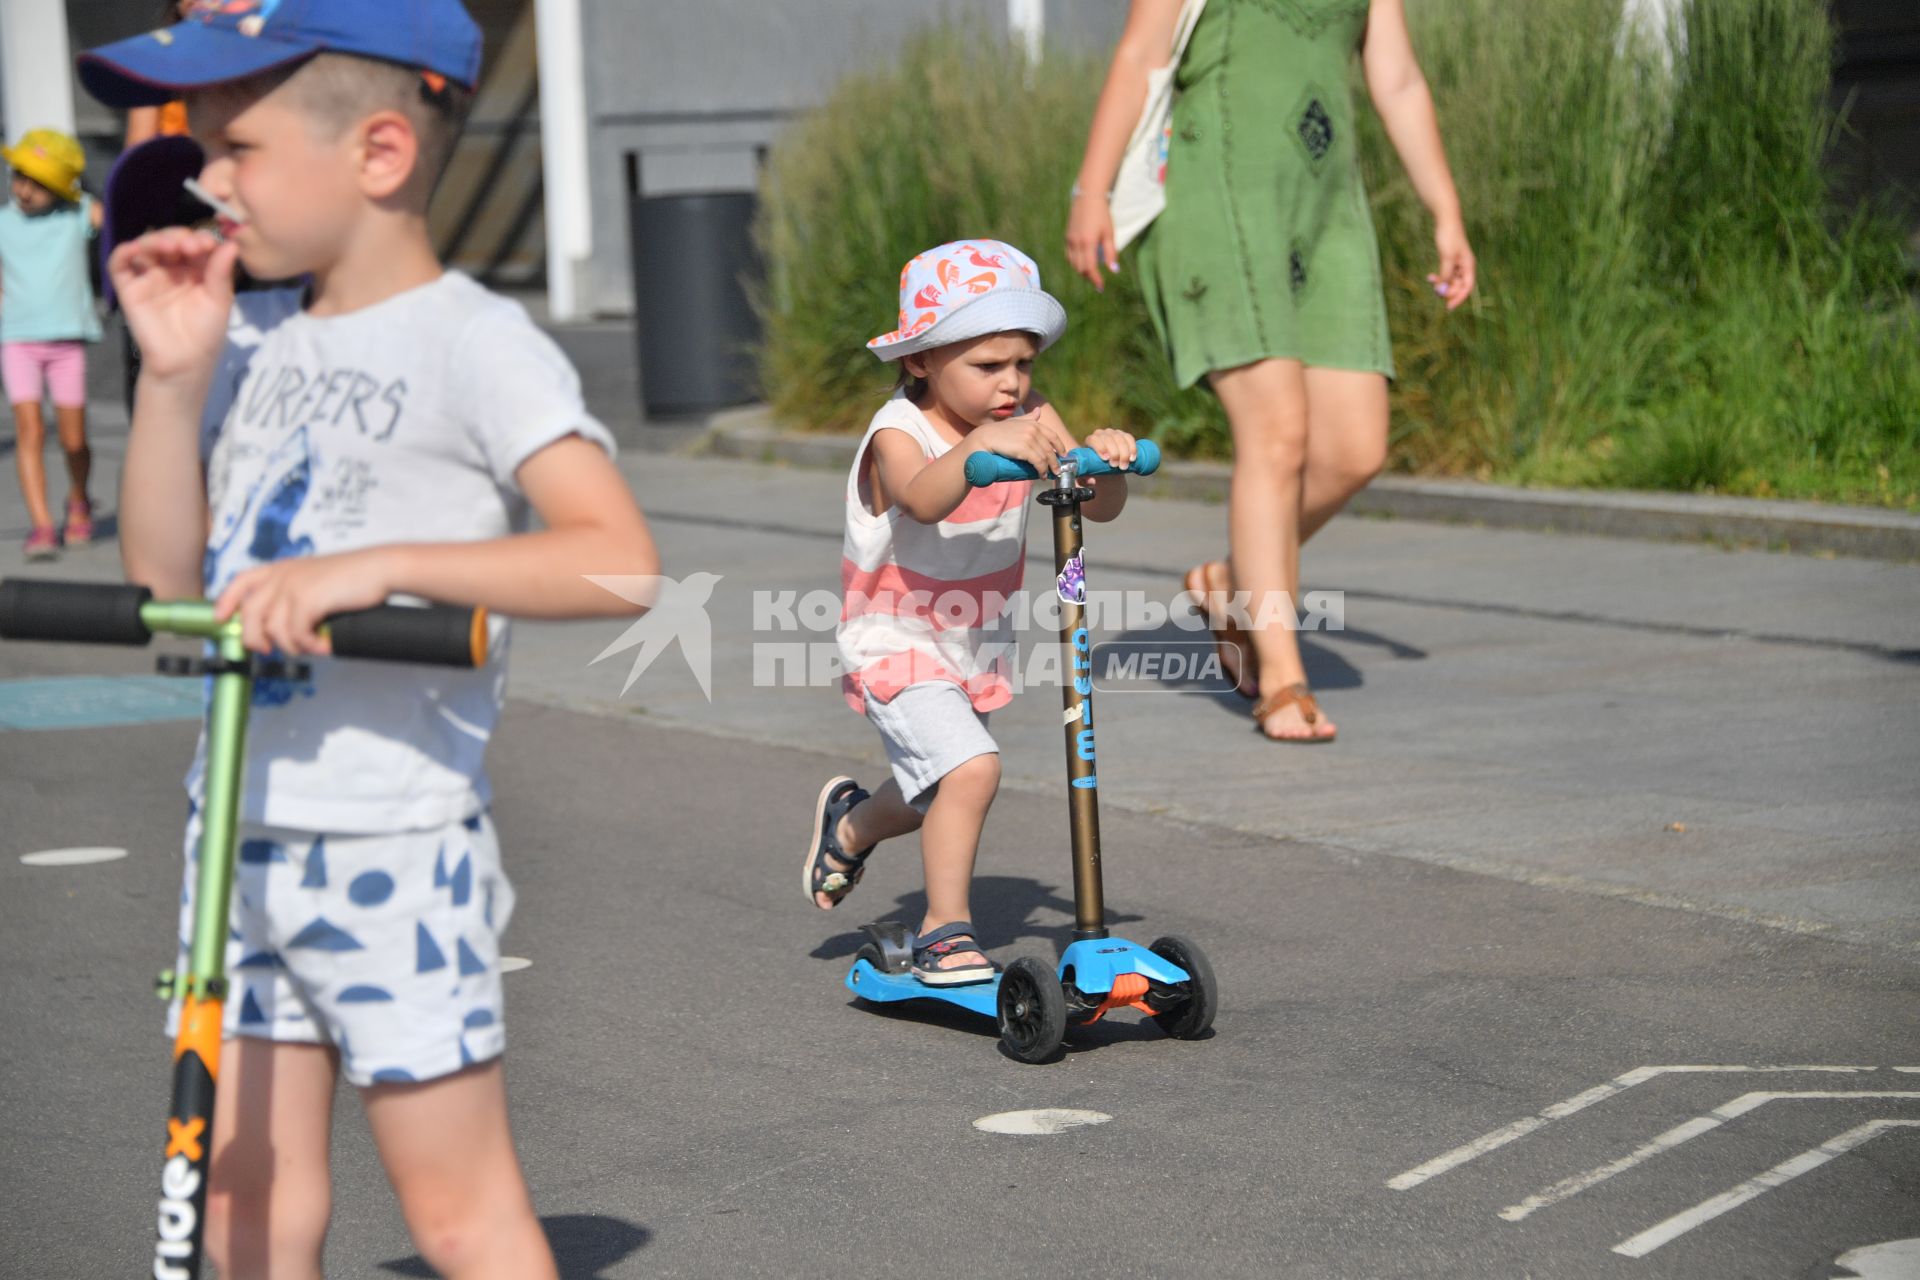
[0, 127, 103, 560]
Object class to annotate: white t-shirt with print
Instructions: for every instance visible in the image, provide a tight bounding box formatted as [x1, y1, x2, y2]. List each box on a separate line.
[190, 271, 616, 833]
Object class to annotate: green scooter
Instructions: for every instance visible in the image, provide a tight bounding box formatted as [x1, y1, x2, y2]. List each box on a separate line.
[0, 578, 486, 1280]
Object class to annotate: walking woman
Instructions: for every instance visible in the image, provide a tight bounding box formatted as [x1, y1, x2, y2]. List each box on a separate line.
[1067, 0, 1475, 741]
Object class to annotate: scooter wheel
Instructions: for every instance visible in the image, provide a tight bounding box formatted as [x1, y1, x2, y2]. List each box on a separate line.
[1148, 935, 1217, 1040]
[997, 957, 1067, 1064]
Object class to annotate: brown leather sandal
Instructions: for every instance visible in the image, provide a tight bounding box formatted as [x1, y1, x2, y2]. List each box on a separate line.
[1183, 562, 1257, 700]
[1252, 682, 1336, 743]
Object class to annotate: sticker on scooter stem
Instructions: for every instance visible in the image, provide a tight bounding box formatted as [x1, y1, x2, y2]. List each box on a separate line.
[154, 1152, 202, 1278]
[1057, 551, 1085, 605]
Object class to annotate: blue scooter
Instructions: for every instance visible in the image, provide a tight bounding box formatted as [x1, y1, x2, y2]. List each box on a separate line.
[844, 440, 1219, 1062]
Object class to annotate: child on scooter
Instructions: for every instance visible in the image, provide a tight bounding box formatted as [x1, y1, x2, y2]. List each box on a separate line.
[803, 239, 1137, 985]
[81, 2, 657, 1275]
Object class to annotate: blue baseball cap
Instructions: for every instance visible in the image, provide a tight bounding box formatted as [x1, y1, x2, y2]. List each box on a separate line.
[78, 0, 482, 110]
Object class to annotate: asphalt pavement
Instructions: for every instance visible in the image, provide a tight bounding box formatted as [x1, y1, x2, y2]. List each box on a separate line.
[1, 379, 1916, 1278]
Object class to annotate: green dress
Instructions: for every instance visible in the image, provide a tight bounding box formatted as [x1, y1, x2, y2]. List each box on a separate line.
[1137, 0, 1394, 388]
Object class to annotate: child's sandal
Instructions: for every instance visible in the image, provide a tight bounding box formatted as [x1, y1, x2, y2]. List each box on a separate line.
[804, 776, 876, 910]
[910, 921, 997, 986]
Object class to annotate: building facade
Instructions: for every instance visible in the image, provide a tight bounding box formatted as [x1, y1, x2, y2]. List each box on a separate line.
[3, 1, 1914, 318]
[1830, 0, 1920, 236]
[566, 1, 1124, 316]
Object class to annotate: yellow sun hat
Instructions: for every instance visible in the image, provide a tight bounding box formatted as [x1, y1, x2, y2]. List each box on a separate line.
[4, 128, 86, 202]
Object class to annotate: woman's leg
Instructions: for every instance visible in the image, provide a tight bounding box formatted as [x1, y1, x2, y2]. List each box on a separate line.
[204, 1039, 339, 1280]
[1208, 359, 1333, 740]
[1299, 367, 1389, 542]
[364, 1061, 557, 1280]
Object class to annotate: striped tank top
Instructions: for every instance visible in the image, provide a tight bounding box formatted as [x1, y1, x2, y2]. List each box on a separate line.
[839, 394, 1030, 714]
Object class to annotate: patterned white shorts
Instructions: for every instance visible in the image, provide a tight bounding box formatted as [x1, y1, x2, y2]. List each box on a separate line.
[165, 808, 515, 1087]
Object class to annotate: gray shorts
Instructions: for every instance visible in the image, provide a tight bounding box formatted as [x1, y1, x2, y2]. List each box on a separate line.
[866, 681, 999, 814]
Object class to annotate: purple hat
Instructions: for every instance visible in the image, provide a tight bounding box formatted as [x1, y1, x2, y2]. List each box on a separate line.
[98, 136, 212, 309]
[78, 0, 482, 110]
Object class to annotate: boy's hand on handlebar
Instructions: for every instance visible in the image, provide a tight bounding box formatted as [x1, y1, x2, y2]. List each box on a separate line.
[214, 551, 396, 658]
[971, 407, 1078, 478]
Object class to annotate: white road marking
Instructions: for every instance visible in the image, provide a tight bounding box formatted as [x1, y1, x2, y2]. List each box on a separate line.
[1499, 1091, 1920, 1221]
[498, 956, 532, 973]
[1825, 1238, 1920, 1279]
[973, 1108, 1113, 1136]
[1612, 1122, 1920, 1258]
[1387, 1064, 1875, 1190]
[19, 847, 129, 867]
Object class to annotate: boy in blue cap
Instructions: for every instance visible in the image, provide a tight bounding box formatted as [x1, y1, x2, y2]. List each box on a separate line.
[81, 3, 658, 1275]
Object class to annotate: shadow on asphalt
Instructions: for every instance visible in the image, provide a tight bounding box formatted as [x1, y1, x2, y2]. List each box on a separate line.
[0, 512, 119, 544]
[836, 988, 1198, 1060]
[1102, 618, 1421, 708]
[809, 875, 1148, 963]
[380, 1213, 650, 1278]
[842, 992, 1003, 1042]
[1315, 621, 1428, 662]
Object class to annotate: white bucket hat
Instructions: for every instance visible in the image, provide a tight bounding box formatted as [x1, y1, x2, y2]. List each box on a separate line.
[867, 239, 1067, 362]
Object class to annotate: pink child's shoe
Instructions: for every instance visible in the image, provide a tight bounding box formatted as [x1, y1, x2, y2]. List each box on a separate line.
[63, 498, 93, 547]
[24, 526, 59, 561]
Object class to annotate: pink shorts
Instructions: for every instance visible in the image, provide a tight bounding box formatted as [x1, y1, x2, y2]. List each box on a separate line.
[2, 341, 87, 408]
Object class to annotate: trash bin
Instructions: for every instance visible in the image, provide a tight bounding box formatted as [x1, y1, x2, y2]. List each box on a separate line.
[628, 189, 762, 417]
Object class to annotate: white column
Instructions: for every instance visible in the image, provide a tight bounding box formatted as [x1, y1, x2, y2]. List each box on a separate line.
[1621, 0, 1685, 69]
[0, 0, 77, 141]
[534, 0, 594, 321]
[1009, 0, 1044, 65]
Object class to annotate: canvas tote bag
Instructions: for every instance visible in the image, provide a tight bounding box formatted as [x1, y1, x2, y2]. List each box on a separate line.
[1109, 0, 1208, 252]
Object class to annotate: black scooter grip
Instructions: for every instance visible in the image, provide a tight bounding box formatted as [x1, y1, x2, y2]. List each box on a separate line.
[0, 579, 154, 645]
[325, 604, 489, 668]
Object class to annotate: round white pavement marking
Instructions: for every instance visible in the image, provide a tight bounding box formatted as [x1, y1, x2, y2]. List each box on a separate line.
[498, 956, 532, 973]
[973, 1109, 1112, 1136]
[20, 847, 129, 867]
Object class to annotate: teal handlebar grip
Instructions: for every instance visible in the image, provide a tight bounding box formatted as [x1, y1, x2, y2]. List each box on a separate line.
[963, 440, 1161, 487]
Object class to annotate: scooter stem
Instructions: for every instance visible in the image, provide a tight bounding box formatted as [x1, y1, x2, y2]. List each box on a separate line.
[158, 615, 249, 1280]
[1049, 461, 1108, 941]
